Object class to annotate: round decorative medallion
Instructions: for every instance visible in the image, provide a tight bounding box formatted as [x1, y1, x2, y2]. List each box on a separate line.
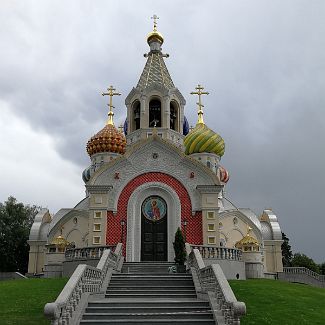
[142, 196, 166, 221]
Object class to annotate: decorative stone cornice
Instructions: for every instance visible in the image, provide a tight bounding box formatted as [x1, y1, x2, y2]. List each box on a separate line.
[196, 185, 223, 194]
[85, 185, 113, 194]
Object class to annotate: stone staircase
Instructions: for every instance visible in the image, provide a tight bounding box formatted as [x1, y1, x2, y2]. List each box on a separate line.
[80, 262, 216, 324]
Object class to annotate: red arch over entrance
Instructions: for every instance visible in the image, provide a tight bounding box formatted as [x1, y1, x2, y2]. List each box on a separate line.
[106, 172, 202, 251]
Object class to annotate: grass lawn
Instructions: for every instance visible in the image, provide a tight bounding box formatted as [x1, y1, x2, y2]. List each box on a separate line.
[1, 278, 324, 324]
[230, 279, 325, 325]
[0, 278, 68, 325]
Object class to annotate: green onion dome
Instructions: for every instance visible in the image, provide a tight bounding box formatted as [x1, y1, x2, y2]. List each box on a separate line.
[184, 123, 225, 157]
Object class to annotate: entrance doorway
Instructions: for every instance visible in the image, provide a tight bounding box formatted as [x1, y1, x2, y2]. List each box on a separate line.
[141, 196, 167, 261]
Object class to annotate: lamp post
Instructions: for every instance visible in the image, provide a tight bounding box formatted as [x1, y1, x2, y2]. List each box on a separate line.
[120, 219, 125, 242]
[182, 219, 188, 242]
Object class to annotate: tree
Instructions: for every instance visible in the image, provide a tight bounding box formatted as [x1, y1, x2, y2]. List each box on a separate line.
[0, 196, 39, 273]
[173, 227, 186, 265]
[291, 253, 320, 274]
[281, 232, 293, 266]
[318, 262, 325, 275]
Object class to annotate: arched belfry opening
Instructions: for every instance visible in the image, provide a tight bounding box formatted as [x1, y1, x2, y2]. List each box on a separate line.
[132, 100, 141, 131]
[170, 101, 179, 131]
[149, 99, 161, 127]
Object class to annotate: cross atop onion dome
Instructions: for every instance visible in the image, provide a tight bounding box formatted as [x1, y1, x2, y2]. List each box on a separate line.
[102, 85, 121, 126]
[190, 84, 209, 125]
[86, 85, 126, 157]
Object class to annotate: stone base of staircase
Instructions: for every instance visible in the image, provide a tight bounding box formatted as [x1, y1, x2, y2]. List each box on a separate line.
[80, 262, 218, 324]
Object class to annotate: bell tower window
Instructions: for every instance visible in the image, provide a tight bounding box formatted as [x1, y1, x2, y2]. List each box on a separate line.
[132, 101, 140, 131]
[170, 101, 178, 131]
[149, 99, 161, 127]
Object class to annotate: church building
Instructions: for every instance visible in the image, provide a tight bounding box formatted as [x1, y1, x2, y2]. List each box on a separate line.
[27, 17, 283, 279]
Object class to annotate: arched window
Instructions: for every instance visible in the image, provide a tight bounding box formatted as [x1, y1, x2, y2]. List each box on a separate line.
[170, 101, 178, 131]
[132, 100, 140, 131]
[149, 99, 161, 127]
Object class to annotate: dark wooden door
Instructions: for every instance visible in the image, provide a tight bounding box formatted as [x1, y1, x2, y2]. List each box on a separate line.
[141, 196, 167, 261]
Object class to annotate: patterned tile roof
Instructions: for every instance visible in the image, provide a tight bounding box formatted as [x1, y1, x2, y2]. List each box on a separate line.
[136, 52, 175, 90]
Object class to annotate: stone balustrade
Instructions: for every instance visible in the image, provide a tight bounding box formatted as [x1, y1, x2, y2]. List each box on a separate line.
[187, 245, 246, 325]
[283, 267, 325, 282]
[279, 267, 325, 288]
[44, 243, 123, 325]
[190, 244, 242, 261]
[65, 245, 116, 261]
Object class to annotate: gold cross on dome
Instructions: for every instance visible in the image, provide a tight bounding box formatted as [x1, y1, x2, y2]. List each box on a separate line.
[190, 84, 209, 124]
[102, 85, 121, 125]
[151, 14, 159, 31]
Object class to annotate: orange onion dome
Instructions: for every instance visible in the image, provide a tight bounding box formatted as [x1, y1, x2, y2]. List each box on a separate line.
[86, 124, 126, 156]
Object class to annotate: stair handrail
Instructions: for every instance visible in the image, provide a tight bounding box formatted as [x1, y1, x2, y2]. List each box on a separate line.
[187, 246, 246, 325]
[44, 243, 123, 325]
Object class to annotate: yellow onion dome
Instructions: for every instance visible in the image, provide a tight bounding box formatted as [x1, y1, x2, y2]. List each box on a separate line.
[86, 124, 126, 156]
[184, 123, 225, 157]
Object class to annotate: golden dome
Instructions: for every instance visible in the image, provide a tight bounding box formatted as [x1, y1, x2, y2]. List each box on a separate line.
[147, 30, 164, 45]
[51, 235, 69, 252]
[235, 227, 259, 251]
[86, 124, 126, 156]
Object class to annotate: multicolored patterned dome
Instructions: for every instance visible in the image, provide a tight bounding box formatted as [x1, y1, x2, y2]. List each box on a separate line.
[184, 123, 225, 157]
[218, 165, 230, 183]
[86, 124, 126, 157]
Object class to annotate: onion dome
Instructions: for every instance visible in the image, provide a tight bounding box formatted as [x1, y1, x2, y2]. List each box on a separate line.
[183, 116, 190, 135]
[147, 14, 164, 45]
[86, 85, 126, 157]
[184, 84, 225, 157]
[235, 227, 259, 251]
[219, 165, 230, 183]
[82, 166, 91, 182]
[184, 123, 225, 156]
[86, 124, 126, 156]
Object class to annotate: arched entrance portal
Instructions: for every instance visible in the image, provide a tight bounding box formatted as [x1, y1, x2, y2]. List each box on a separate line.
[141, 196, 167, 261]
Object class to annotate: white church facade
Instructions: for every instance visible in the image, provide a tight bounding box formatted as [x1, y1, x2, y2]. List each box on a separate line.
[27, 18, 283, 279]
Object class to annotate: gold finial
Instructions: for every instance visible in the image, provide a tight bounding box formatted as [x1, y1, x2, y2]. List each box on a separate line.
[190, 84, 209, 124]
[151, 14, 159, 32]
[102, 85, 121, 125]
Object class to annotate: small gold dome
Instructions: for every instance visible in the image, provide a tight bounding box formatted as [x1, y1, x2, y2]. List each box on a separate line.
[235, 227, 259, 251]
[51, 235, 69, 252]
[147, 30, 164, 45]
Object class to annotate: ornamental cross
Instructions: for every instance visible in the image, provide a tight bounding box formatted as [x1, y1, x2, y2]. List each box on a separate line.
[102, 85, 121, 125]
[151, 14, 159, 31]
[190, 84, 209, 124]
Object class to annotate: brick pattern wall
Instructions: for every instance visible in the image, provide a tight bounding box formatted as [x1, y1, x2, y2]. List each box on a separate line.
[106, 172, 202, 254]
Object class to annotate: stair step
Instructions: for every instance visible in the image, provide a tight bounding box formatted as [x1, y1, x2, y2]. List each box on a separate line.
[112, 274, 192, 278]
[80, 320, 215, 324]
[105, 293, 198, 298]
[88, 301, 210, 308]
[107, 286, 194, 290]
[83, 312, 213, 320]
[86, 306, 211, 313]
[106, 290, 196, 295]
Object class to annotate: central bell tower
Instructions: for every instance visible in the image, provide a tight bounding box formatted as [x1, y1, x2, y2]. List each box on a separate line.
[125, 15, 187, 148]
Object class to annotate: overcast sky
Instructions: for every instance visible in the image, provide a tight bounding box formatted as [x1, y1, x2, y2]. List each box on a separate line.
[0, 1, 324, 262]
